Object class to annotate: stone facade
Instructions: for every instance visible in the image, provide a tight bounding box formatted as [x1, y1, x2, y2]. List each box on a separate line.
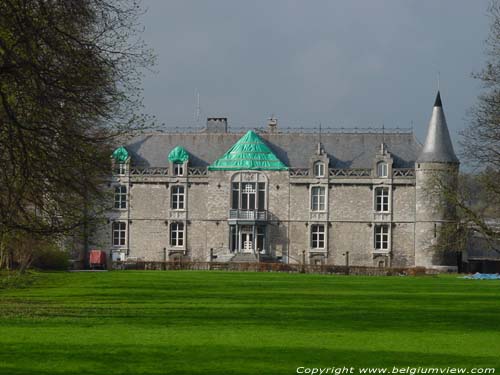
[92, 161, 423, 267]
[90, 93, 460, 270]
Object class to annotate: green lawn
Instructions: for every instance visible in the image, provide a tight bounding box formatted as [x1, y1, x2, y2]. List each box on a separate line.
[0, 271, 499, 375]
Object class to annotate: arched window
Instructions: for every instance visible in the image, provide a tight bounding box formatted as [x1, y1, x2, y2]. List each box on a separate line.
[314, 162, 325, 177]
[377, 162, 388, 178]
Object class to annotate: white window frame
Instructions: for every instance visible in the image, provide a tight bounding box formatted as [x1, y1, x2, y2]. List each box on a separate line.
[170, 222, 185, 247]
[311, 224, 325, 249]
[230, 173, 268, 211]
[374, 187, 390, 212]
[374, 224, 389, 251]
[256, 225, 266, 252]
[112, 221, 126, 247]
[115, 163, 127, 176]
[377, 162, 388, 178]
[314, 162, 325, 178]
[310, 186, 326, 212]
[171, 185, 185, 210]
[173, 163, 184, 176]
[114, 185, 127, 209]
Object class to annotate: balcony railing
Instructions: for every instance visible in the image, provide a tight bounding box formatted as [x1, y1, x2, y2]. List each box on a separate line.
[229, 209, 267, 221]
[392, 168, 415, 177]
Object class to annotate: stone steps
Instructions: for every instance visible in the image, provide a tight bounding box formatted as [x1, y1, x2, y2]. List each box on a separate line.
[231, 253, 258, 263]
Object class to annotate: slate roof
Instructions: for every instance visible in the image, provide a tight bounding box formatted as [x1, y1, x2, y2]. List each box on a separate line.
[124, 130, 422, 169]
[417, 92, 459, 164]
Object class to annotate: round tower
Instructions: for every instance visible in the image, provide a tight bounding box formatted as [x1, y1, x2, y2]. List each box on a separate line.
[415, 91, 460, 271]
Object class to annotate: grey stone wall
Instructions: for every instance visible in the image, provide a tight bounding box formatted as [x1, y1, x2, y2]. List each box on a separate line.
[90, 168, 436, 268]
[415, 162, 459, 269]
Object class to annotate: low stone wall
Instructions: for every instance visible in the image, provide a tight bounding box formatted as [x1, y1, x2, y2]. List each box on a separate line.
[112, 261, 435, 276]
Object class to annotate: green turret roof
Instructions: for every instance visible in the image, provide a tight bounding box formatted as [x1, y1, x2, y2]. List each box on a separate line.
[168, 146, 190, 163]
[208, 130, 288, 171]
[112, 146, 129, 163]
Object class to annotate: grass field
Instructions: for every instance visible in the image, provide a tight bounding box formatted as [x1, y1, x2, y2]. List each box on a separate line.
[0, 271, 499, 375]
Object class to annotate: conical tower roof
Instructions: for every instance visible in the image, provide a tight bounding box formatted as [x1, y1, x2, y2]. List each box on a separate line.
[208, 130, 288, 171]
[417, 91, 459, 164]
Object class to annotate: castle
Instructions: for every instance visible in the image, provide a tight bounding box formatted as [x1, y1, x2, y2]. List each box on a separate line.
[93, 91, 460, 270]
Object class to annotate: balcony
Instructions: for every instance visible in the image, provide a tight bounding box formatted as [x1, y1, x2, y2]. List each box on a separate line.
[229, 209, 267, 223]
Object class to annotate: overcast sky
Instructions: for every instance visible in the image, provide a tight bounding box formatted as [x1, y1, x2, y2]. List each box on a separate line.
[140, 0, 490, 149]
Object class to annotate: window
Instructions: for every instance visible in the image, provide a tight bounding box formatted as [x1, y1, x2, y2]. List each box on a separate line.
[311, 224, 325, 249]
[241, 183, 256, 210]
[377, 162, 388, 178]
[314, 162, 325, 177]
[114, 185, 127, 209]
[374, 187, 389, 212]
[173, 163, 184, 176]
[115, 163, 126, 175]
[231, 183, 240, 209]
[232, 182, 267, 210]
[256, 225, 265, 252]
[170, 222, 184, 247]
[231, 174, 267, 211]
[258, 183, 266, 210]
[112, 222, 126, 246]
[171, 186, 185, 210]
[230, 225, 237, 252]
[311, 186, 326, 211]
[374, 225, 389, 250]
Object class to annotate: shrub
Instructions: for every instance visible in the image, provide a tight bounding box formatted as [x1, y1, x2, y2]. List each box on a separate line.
[33, 245, 69, 271]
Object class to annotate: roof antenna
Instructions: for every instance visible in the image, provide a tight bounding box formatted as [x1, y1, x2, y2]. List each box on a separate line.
[381, 124, 386, 154]
[317, 123, 323, 154]
[194, 89, 201, 123]
[437, 71, 440, 92]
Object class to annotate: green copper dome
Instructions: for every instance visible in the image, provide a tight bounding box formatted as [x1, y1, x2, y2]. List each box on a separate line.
[208, 130, 288, 171]
[168, 146, 190, 163]
[112, 146, 129, 163]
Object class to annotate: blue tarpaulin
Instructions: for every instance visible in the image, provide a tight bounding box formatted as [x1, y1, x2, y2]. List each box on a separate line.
[462, 273, 500, 280]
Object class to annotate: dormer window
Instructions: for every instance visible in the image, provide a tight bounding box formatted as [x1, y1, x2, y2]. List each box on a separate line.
[168, 146, 190, 176]
[115, 163, 127, 175]
[112, 146, 129, 175]
[377, 162, 388, 178]
[314, 162, 325, 177]
[173, 163, 184, 176]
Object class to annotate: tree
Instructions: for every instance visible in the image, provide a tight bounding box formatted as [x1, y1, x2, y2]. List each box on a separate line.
[0, 0, 154, 268]
[458, 0, 500, 249]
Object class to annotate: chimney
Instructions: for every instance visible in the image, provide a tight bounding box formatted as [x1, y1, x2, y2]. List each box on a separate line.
[205, 117, 228, 133]
[268, 116, 278, 133]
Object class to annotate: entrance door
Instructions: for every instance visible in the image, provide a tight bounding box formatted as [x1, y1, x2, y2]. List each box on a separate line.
[240, 226, 254, 253]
